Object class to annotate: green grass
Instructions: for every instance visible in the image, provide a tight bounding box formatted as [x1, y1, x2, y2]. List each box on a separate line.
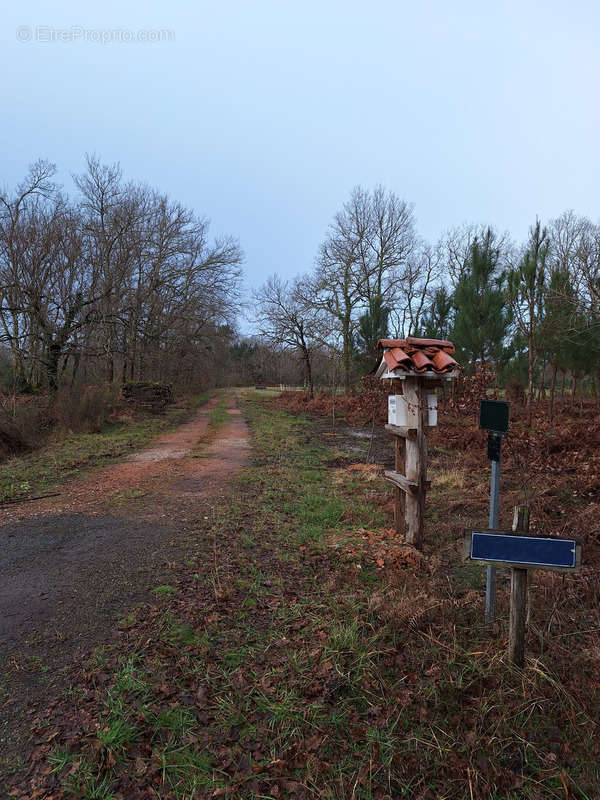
[208, 395, 229, 428]
[245, 387, 282, 399]
[26, 394, 600, 799]
[153, 584, 176, 596]
[0, 393, 213, 503]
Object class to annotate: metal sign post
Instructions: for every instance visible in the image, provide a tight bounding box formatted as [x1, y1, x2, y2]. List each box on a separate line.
[479, 400, 510, 626]
[485, 437, 501, 624]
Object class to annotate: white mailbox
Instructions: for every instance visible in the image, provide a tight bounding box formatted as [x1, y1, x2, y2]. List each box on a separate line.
[388, 394, 408, 427]
[388, 393, 437, 427]
[427, 393, 438, 427]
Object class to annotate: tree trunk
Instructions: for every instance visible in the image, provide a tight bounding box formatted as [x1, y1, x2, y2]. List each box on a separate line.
[571, 373, 578, 408]
[306, 353, 315, 400]
[549, 363, 558, 423]
[71, 350, 81, 388]
[46, 344, 61, 390]
[526, 338, 534, 427]
[537, 356, 546, 403]
[342, 318, 351, 395]
[303, 348, 314, 399]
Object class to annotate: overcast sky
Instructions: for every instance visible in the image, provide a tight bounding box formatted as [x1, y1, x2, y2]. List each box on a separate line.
[2, 0, 600, 309]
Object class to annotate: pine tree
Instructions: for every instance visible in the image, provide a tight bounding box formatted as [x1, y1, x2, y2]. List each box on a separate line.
[540, 268, 574, 420]
[508, 220, 549, 426]
[451, 228, 510, 371]
[419, 286, 454, 340]
[355, 294, 389, 359]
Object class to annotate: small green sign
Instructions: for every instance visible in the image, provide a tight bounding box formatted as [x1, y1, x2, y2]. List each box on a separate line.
[479, 400, 510, 433]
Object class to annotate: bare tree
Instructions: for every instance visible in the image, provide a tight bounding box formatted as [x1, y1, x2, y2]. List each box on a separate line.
[254, 274, 319, 397]
[74, 155, 142, 381]
[309, 186, 418, 392]
[310, 206, 364, 393]
[356, 185, 417, 305]
[0, 160, 58, 388]
[0, 157, 244, 392]
[389, 244, 440, 336]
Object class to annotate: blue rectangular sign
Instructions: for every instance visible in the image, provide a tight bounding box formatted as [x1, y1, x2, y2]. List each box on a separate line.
[470, 532, 577, 569]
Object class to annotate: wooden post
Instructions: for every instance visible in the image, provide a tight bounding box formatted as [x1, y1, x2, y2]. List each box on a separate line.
[392, 378, 405, 537]
[384, 376, 438, 549]
[403, 377, 427, 548]
[394, 435, 405, 535]
[509, 505, 530, 667]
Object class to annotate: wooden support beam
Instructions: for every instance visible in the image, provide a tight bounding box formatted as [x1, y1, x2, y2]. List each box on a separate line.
[385, 424, 417, 439]
[384, 470, 419, 493]
[509, 505, 530, 668]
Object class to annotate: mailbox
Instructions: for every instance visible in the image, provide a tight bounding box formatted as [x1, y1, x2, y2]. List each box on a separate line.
[388, 395, 408, 426]
[388, 394, 437, 427]
[427, 393, 437, 427]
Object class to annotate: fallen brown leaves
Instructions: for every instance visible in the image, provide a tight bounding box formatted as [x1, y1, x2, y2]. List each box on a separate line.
[328, 525, 427, 573]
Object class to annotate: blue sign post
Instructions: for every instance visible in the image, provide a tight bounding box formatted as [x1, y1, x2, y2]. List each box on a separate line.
[470, 532, 578, 570]
[464, 507, 581, 666]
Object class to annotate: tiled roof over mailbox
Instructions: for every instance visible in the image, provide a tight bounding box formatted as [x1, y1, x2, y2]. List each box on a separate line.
[377, 337, 461, 376]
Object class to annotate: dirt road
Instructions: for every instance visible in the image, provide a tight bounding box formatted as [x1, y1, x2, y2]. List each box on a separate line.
[0, 390, 248, 755]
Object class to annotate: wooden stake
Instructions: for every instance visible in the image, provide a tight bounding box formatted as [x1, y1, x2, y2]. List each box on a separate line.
[509, 505, 530, 667]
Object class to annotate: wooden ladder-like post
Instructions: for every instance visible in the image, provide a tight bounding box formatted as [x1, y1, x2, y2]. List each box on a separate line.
[391, 378, 405, 537]
[403, 377, 427, 549]
[384, 377, 434, 549]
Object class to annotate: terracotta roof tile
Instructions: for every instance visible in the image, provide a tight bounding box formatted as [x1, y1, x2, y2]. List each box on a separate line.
[384, 347, 412, 372]
[378, 337, 455, 354]
[376, 337, 461, 377]
[411, 350, 434, 372]
[431, 349, 460, 373]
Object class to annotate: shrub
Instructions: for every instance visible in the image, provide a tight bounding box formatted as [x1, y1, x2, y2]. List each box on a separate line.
[0, 409, 28, 456]
[52, 383, 121, 433]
